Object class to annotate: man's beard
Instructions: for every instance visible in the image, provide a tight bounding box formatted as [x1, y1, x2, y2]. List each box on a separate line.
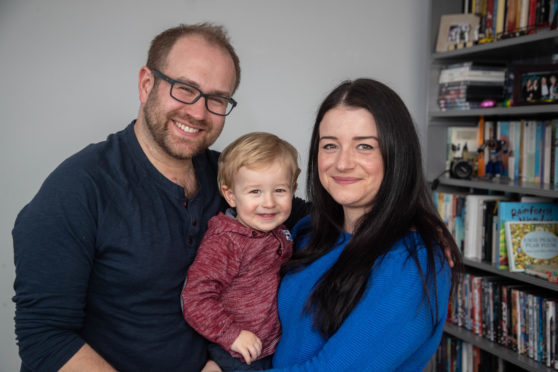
[142, 90, 217, 160]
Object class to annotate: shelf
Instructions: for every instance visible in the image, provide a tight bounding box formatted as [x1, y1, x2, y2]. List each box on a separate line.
[444, 323, 556, 372]
[463, 258, 558, 292]
[433, 175, 558, 198]
[432, 29, 558, 62]
[429, 104, 558, 119]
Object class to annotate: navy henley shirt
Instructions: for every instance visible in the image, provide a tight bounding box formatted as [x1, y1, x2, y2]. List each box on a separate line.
[13, 122, 226, 371]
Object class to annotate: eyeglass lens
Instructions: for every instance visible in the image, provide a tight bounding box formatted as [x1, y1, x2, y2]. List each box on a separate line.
[171, 83, 233, 115]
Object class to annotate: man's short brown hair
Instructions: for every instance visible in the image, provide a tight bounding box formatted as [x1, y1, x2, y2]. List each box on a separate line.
[146, 23, 241, 92]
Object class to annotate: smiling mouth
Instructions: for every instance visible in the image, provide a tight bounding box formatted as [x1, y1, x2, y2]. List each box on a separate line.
[174, 120, 200, 134]
[333, 176, 360, 184]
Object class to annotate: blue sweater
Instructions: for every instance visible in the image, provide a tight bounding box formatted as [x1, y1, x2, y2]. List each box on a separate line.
[269, 217, 451, 371]
[12, 123, 226, 372]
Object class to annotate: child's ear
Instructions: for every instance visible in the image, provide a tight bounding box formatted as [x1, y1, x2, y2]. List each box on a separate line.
[221, 185, 237, 207]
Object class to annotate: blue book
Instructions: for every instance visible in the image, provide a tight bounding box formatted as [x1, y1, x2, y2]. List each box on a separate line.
[497, 121, 510, 177]
[508, 121, 522, 182]
[496, 202, 558, 270]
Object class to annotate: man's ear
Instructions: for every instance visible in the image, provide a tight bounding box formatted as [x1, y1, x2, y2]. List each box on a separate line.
[221, 185, 236, 208]
[138, 66, 155, 104]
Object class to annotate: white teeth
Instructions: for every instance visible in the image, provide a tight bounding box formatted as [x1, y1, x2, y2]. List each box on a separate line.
[174, 121, 200, 133]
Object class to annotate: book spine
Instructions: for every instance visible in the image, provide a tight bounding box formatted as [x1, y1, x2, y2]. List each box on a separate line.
[473, 276, 483, 335]
[553, 120, 558, 186]
[496, 0, 507, 36]
[529, 0, 539, 28]
[544, 121, 552, 185]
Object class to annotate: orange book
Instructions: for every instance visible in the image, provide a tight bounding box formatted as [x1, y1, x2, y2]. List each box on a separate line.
[506, 0, 518, 32]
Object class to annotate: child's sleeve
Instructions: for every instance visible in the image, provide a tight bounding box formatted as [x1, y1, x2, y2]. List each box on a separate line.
[181, 233, 243, 352]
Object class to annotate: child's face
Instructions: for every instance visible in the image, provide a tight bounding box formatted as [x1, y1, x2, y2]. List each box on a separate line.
[221, 160, 294, 232]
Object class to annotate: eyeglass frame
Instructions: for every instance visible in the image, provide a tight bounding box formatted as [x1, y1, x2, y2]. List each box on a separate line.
[151, 69, 237, 116]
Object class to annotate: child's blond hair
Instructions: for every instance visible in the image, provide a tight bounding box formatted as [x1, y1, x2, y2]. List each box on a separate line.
[218, 132, 300, 194]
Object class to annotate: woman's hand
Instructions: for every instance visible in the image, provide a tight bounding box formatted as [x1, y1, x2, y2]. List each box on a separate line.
[201, 360, 222, 372]
[230, 330, 262, 365]
[444, 245, 455, 267]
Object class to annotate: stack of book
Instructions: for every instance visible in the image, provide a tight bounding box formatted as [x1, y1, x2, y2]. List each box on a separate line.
[438, 62, 508, 111]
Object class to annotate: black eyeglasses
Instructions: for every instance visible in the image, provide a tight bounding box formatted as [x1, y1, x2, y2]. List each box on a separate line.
[151, 69, 237, 116]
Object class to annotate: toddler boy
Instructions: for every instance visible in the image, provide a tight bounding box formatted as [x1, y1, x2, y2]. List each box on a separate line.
[181, 132, 300, 371]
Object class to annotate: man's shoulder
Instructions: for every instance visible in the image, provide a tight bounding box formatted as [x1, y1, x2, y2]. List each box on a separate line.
[40, 125, 133, 193]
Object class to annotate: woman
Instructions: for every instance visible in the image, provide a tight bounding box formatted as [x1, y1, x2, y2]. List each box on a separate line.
[270, 78, 460, 371]
[205, 78, 461, 372]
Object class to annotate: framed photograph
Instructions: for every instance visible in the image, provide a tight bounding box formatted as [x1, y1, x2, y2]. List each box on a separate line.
[435, 14, 480, 52]
[513, 64, 558, 105]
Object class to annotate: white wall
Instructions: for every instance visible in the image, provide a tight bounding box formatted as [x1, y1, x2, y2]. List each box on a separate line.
[0, 0, 428, 368]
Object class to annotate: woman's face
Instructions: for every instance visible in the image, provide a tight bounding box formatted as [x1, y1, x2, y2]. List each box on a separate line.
[317, 105, 384, 223]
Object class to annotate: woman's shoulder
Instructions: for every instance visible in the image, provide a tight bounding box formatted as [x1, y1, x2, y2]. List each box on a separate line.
[387, 231, 445, 266]
[291, 214, 312, 237]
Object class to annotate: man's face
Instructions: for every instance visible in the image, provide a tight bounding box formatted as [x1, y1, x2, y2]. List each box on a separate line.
[142, 35, 237, 160]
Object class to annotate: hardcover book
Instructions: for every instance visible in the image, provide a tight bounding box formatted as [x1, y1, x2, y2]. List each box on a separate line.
[505, 221, 558, 272]
[496, 202, 558, 269]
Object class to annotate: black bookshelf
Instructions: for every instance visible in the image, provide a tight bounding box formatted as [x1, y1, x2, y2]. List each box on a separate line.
[432, 29, 558, 62]
[444, 323, 556, 372]
[435, 175, 558, 198]
[427, 0, 558, 369]
[464, 258, 558, 292]
[430, 103, 558, 118]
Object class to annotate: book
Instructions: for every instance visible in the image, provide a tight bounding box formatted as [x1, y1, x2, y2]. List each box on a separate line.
[524, 263, 558, 282]
[482, 200, 499, 262]
[438, 62, 507, 84]
[545, 298, 557, 368]
[507, 121, 522, 181]
[505, 221, 558, 272]
[446, 126, 479, 170]
[496, 202, 558, 270]
[522, 120, 537, 183]
[553, 120, 558, 187]
[495, 0, 507, 37]
[464, 195, 509, 260]
[497, 121, 511, 178]
[506, 0, 518, 32]
[542, 121, 552, 185]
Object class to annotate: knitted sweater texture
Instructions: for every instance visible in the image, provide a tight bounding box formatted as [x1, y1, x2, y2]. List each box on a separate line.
[268, 216, 452, 372]
[182, 212, 293, 361]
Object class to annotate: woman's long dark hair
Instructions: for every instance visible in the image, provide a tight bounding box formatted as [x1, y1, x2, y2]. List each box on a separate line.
[282, 78, 462, 338]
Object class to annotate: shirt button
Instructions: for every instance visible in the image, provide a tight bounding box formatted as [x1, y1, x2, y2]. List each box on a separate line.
[192, 218, 197, 226]
[183, 201, 188, 208]
[188, 237, 193, 245]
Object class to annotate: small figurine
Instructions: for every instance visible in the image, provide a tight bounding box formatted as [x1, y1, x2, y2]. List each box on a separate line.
[477, 138, 508, 178]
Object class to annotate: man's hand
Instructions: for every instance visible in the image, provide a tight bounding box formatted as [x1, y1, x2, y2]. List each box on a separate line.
[230, 330, 262, 365]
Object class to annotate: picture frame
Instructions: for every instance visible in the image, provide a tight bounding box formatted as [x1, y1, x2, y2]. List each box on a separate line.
[435, 13, 480, 53]
[513, 64, 558, 106]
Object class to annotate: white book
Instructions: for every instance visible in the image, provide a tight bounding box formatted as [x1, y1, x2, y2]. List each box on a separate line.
[464, 194, 508, 260]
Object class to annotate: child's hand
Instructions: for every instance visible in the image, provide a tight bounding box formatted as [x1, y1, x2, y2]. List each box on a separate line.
[230, 330, 262, 365]
[201, 360, 223, 372]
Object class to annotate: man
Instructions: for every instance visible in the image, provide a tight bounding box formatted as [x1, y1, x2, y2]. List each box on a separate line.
[12, 23, 274, 372]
